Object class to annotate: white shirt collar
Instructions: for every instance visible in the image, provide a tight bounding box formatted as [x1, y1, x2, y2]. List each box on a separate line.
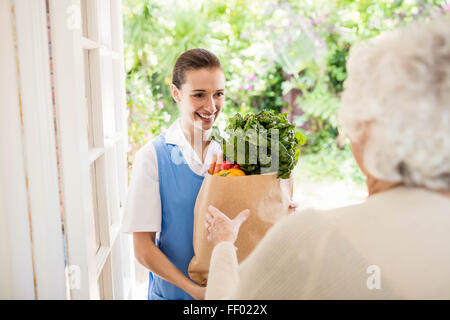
[164, 118, 221, 176]
[165, 118, 213, 144]
[164, 118, 183, 145]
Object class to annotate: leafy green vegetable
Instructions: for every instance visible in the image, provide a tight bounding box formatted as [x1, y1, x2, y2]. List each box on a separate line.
[212, 111, 306, 179]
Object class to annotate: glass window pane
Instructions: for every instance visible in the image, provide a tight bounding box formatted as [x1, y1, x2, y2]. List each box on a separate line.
[89, 164, 101, 252]
[83, 50, 94, 149]
[105, 147, 120, 227]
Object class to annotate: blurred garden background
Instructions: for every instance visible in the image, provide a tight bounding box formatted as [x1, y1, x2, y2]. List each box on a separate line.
[123, 0, 450, 212]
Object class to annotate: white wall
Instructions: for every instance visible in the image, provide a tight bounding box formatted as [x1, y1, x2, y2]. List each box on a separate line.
[0, 173, 12, 299]
[13, 0, 67, 299]
[0, 0, 68, 299]
[0, 0, 35, 299]
[1, 0, 132, 300]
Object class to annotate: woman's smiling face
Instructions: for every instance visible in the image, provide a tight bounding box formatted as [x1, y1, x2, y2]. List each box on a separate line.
[171, 67, 226, 131]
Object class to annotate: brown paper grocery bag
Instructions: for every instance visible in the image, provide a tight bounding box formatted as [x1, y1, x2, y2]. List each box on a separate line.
[188, 173, 293, 286]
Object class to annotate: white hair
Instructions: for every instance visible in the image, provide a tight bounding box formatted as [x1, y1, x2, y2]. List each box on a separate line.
[339, 17, 450, 190]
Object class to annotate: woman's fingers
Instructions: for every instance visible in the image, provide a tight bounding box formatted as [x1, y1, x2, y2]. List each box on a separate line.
[204, 205, 250, 245]
[289, 201, 299, 211]
[205, 210, 215, 233]
[232, 209, 250, 229]
[207, 205, 222, 217]
[205, 206, 219, 235]
[205, 214, 214, 225]
[204, 221, 212, 232]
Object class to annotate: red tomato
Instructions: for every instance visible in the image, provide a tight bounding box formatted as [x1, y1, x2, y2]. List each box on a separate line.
[220, 161, 234, 171]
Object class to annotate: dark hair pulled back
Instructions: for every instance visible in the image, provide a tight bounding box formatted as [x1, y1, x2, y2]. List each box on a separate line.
[172, 48, 223, 89]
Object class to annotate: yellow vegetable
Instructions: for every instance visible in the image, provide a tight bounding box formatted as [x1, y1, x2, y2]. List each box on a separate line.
[227, 168, 246, 176]
[213, 169, 229, 176]
[213, 168, 246, 177]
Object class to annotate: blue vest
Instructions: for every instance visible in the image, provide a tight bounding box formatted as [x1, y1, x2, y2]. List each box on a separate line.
[148, 133, 204, 300]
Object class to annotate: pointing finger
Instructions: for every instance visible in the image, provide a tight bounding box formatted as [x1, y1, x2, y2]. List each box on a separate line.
[233, 209, 250, 228]
[207, 205, 222, 217]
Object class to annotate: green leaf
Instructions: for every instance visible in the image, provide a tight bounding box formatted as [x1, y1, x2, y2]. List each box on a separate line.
[218, 110, 305, 178]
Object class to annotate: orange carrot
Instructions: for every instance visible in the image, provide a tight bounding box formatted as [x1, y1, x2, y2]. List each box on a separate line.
[208, 154, 217, 175]
[214, 153, 223, 174]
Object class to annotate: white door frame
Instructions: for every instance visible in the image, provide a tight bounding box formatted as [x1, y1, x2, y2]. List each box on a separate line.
[0, 0, 132, 300]
[0, 0, 68, 299]
[49, 0, 134, 299]
[49, 0, 99, 299]
[0, 0, 35, 300]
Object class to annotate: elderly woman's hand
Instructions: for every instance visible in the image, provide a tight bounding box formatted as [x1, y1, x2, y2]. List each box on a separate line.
[204, 205, 250, 247]
[289, 201, 298, 211]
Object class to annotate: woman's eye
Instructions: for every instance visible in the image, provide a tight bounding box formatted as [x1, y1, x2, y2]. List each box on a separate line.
[193, 94, 204, 98]
[215, 92, 224, 97]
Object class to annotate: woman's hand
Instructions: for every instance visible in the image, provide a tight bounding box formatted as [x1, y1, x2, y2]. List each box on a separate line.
[204, 205, 250, 247]
[188, 284, 206, 300]
[289, 201, 299, 212]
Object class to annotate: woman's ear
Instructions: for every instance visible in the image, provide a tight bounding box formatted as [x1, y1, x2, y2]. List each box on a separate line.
[170, 84, 181, 104]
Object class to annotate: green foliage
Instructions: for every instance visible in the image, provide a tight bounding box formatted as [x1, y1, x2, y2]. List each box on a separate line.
[212, 111, 306, 179]
[326, 42, 350, 93]
[123, 0, 450, 180]
[249, 66, 287, 113]
[297, 78, 342, 129]
[296, 141, 366, 185]
[289, 0, 448, 134]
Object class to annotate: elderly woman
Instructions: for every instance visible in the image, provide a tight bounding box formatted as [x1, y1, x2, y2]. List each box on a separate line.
[204, 17, 450, 299]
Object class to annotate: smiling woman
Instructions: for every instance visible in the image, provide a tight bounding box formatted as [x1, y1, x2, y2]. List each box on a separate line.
[121, 48, 226, 300]
[171, 49, 226, 135]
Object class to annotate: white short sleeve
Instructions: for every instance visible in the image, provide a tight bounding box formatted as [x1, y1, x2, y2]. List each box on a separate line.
[121, 142, 162, 234]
